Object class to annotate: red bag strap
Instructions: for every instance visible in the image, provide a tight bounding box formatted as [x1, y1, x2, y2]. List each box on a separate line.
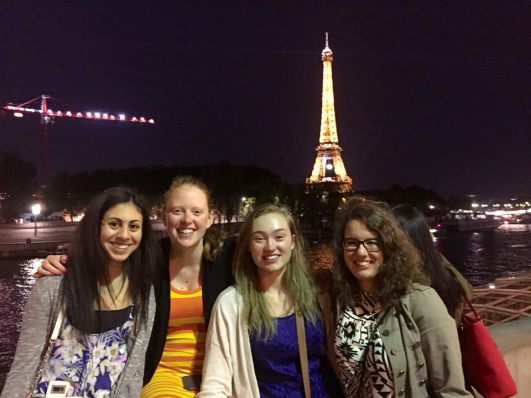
[462, 293, 480, 321]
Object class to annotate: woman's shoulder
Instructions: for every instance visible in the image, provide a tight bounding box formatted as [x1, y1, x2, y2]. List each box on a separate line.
[405, 283, 449, 317]
[407, 283, 440, 301]
[215, 285, 239, 302]
[34, 275, 63, 294]
[211, 286, 241, 316]
[24, 276, 63, 312]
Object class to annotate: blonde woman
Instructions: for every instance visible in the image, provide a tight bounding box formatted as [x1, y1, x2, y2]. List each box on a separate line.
[199, 203, 336, 398]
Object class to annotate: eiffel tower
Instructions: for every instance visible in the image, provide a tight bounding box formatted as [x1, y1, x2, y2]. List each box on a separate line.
[305, 33, 352, 193]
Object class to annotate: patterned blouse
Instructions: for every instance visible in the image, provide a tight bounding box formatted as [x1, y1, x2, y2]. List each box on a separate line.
[335, 293, 395, 397]
[35, 306, 134, 397]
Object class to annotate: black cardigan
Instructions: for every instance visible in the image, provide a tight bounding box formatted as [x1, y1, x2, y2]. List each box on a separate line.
[143, 236, 235, 385]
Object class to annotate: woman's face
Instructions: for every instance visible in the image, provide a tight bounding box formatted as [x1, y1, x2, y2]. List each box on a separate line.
[164, 184, 213, 250]
[100, 201, 143, 267]
[343, 219, 384, 292]
[248, 212, 294, 278]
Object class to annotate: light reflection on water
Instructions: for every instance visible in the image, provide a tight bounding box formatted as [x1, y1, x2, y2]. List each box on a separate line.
[0, 225, 530, 390]
[435, 224, 531, 286]
[0, 258, 39, 388]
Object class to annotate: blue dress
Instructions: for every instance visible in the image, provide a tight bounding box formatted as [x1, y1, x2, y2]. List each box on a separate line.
[250, 313, 330, 398]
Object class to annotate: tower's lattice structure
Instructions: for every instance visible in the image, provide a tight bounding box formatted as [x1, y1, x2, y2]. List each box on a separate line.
[305, 33, 352, 193]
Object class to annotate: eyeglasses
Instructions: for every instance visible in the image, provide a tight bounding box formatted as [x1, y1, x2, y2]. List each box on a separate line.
[343, 238, 383, 252]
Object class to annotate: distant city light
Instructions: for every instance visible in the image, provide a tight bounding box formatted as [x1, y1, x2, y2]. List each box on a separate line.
[471, 203, 479, 208]
[31, 203, 41, 216]
[119, 114, 126, 121]
[13, 112, 23, 118]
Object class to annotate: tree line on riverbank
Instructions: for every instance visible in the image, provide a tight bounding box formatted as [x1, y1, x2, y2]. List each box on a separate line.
[1, 150, 520, 226]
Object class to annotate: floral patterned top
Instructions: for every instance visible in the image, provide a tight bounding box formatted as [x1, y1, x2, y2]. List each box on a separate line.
[34, 306, 134, 398]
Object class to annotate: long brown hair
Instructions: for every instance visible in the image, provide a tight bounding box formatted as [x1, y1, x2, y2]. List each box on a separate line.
[64, 187, 160, 333]
[234, 203, 319, 339]
[163, 175, 224, 261]
[333, 196, 428, 310]
[392, 204, 464, 317]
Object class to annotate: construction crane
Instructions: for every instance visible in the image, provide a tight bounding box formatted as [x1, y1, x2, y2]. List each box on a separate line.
[2, 94, 155, 185]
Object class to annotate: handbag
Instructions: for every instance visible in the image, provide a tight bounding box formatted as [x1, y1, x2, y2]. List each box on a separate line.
[459, 295, 517, 398]
[26, 308, 65, 398]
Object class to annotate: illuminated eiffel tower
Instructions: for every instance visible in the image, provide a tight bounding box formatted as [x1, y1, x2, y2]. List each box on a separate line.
[305, 33, 352, 193]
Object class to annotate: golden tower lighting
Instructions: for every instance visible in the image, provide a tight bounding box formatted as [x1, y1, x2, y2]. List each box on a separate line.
[305, 33, 352, 193]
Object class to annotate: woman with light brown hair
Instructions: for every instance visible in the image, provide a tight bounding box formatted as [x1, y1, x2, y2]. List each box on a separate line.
[199, 203, 336, 397]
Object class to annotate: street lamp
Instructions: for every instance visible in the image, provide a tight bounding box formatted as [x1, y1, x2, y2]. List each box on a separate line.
[31, 203, 41, 238]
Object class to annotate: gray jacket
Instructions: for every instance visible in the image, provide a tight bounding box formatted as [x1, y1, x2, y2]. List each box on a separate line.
[324, 284, 473, 398]
[377, 284, 472, 397]
[2, 277, 156, 397]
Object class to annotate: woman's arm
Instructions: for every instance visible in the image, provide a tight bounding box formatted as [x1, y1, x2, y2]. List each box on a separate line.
[197, 294, 235, 397]
[411, 287, 473, 397]
[2, 278, 60, 397]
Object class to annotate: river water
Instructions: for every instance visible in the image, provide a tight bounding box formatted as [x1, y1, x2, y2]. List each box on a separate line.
[1, 223, 530, 390]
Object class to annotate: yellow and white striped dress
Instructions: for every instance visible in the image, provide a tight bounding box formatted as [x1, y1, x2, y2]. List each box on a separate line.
[141, 285, 205, 398]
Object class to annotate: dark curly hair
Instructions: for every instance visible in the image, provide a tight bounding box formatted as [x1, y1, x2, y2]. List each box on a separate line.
[332, 196, 428, 310]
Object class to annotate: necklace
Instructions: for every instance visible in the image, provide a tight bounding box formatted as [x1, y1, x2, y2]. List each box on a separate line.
[99, 274, 131, 310]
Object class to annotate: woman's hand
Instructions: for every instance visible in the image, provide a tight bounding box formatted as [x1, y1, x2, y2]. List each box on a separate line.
[34, 255, 69, 277]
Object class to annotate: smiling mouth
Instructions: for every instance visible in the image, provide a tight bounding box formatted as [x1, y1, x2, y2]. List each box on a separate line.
[354, 260, 372, 268]
[111, 243, 130, 250]
[177, 228, 194, 235]
[262, 254, 281, 263]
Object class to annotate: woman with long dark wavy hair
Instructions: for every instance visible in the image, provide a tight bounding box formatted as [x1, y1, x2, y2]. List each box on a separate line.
[3, 187, 160, 397]
[36, 176, 234, 397]
[329, 197, 472, 397]
[391, 204, 473, 321]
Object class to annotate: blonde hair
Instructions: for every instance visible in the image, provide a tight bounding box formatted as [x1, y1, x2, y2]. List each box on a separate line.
[164, 175, 223, 261]
[234, 203, 319, 340]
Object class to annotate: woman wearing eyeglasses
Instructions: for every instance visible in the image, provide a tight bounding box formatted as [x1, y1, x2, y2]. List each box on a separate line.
[329, 197, 472, 397]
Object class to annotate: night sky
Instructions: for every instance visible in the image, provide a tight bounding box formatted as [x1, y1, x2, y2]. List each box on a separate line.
[1, 2, 530, 198]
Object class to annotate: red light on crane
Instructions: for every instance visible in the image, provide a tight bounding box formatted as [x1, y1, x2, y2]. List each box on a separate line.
[2, 94, 155, 184]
